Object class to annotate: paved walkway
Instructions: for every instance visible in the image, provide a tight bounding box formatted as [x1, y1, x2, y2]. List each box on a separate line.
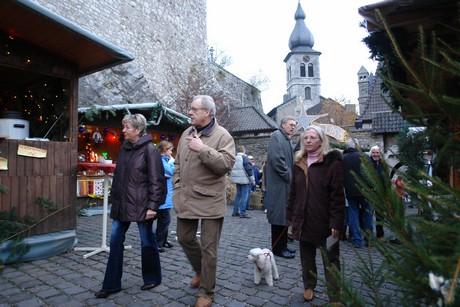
[1, 204, 413, 306]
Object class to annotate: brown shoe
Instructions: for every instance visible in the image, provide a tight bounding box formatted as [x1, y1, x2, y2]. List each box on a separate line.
[303, 288, 314, 301]
[195, 296, 212, 307]
[190, 274, 201, 288]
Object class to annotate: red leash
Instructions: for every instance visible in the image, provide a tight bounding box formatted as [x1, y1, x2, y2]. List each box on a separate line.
[271, 225, 289, 250]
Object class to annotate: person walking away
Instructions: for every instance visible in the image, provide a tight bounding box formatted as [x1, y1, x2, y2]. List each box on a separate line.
[342, 137, 374, 248]
[172, 95, 235, 307]
[230, 146, 255, 218]
[286, 126, 345, 303]
[245, 155, 258, 211]
[369, 146, 388, 240]
[156, 140, 175, 252]
[265, 116, 298, 259]
[95, 114, 166, 298]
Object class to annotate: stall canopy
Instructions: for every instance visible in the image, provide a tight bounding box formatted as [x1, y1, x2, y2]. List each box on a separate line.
[78, 103, 191, 126]
[0, 0, 134, 83]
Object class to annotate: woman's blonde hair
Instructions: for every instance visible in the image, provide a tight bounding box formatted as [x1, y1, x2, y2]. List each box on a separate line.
[295, 126, 330, 162]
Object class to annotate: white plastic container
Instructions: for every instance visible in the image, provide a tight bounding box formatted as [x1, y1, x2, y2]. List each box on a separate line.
[0, 118, 30, 140]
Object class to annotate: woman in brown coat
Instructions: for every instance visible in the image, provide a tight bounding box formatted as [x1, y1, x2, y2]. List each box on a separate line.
[286, 126, 345, 303]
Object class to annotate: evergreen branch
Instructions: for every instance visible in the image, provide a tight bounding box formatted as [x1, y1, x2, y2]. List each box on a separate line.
[0, 205, 71, 243]
[377, 9, 425, 92]
[447, 258, 460, 304]
[0, 184, 9, 193]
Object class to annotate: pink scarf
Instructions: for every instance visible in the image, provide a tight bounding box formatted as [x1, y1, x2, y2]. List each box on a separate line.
[307, 149, 321, 167]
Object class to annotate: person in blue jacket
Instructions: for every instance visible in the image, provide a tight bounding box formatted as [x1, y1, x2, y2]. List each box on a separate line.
[156, 140, 175, 252]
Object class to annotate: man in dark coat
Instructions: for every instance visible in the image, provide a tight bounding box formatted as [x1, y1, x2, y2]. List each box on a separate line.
[343, 138, 374, 248]
[265, 116, 297, 259]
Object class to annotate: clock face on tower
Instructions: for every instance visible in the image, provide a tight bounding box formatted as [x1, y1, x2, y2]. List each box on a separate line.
[303, 55, 310, 62]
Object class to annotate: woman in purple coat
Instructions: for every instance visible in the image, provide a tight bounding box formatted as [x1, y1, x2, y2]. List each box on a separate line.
[286, 126, 345, 304]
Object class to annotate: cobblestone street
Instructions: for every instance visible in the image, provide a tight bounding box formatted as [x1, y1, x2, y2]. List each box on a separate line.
[1, 204, 414, 306]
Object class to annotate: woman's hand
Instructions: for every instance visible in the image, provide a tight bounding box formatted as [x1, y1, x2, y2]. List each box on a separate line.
[145, 209, 157, 220]
[331, 228, 339, 238]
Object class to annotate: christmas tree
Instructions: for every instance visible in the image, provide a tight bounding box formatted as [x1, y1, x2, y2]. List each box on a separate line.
[331, 6, 460, 306]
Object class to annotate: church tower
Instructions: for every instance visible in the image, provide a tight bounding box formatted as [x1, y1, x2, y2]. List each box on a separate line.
[284, 1, 321, 110]
[357, 66, 370, 115]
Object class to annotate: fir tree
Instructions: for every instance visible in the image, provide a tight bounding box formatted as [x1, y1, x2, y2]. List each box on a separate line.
[330, 6, 460, 307]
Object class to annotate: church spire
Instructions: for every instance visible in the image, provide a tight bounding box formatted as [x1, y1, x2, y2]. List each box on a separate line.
[288, 2, 314, 51]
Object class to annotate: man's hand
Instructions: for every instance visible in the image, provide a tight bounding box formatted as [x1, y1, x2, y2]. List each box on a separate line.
[145, 209, 157, 220]
[251, 180, 256, 186]
[186, 136, 204, 152]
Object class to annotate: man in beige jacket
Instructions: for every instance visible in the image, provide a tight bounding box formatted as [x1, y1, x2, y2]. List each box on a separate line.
[173, 95, 235, 307]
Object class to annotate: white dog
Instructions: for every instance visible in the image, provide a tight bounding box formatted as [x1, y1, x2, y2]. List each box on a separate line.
[247, 248, 279, 286]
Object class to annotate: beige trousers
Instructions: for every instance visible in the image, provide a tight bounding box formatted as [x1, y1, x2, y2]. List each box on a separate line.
[176, 217, 224, 299]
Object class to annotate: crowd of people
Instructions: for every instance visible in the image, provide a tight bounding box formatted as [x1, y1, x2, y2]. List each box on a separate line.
[95, 96, 404, 306]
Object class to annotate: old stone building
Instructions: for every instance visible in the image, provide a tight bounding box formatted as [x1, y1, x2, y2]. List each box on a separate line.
[351, 65, 406, 166]
[33, 0, 262, 112]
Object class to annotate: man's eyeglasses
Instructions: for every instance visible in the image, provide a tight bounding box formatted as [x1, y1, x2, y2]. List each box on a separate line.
[188, 107, 207, 113]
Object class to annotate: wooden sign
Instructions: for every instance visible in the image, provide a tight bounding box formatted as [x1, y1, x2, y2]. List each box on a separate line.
[17, 144, 47, 158]
[0, 157, 7, 170]
[311, 123, 348, 143]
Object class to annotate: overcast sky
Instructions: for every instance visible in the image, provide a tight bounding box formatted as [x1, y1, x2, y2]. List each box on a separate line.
[207, 0, 378, 113]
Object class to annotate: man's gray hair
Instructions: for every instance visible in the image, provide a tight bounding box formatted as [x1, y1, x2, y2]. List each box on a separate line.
[280, 116, 298, 126]
[346, 137, 359, 148]
[193, 95, 216, 117]
[369, 145, 381, 154]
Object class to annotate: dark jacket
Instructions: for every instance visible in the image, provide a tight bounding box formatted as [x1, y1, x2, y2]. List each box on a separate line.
[342, 147, 366, 200]
[265, 128, 294, 226]
[286, 150, 345, 245]
[110, 134, 166, 222]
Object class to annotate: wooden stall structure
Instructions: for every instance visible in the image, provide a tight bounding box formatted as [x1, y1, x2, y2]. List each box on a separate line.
[76, 103, 190, 207]
[0, 0, 133, 262]
[359, 0, 460, 189]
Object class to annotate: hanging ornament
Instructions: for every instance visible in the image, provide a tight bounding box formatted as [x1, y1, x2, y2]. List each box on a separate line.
[160, 135, 165, 140]
[92, 128, 103, 143]
[171, 135, 175, 140]
[103, 127, 109, 134]
[79, 126, 84, 133]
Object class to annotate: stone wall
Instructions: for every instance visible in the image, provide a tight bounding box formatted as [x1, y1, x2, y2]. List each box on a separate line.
[210, 64, 263, 110]
[234, 134, 272, 167]
[32, 1, 263, 111]
[33, 0, 207, 104]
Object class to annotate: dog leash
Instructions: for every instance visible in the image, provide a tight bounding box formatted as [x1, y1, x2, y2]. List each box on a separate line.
[271, 225, 289, 251]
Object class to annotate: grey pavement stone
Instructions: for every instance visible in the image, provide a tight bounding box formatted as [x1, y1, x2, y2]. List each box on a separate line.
[45, 295, 73, 305]
[35, 288, 61, 299]
[3, 292, 35, 303]
[62, 285, 86, 295]
[0, 204, 408, 306]
[1, 286, 22, 296]
[15, 298, 43, 307]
